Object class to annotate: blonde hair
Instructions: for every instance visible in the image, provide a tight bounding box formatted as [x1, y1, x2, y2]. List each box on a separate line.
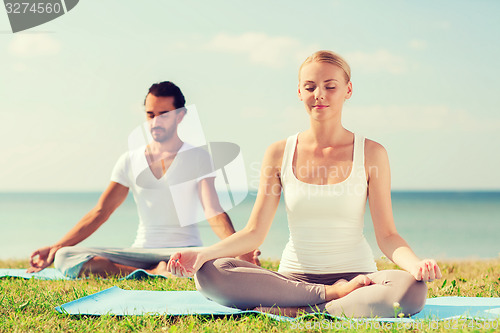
[299, 50, 351, 83]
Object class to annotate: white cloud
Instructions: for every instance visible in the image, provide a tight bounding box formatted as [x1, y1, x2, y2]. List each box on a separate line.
[12, 62, 28, 72]
[436, 21, 452, 30]
[8, 34, 61, 58]
[168, 41, 190, 51]
[409, 39, 427, 50]
[343, 104, 500, 133]
[274, 105, 309, 133]
[330, 0, 342, 7]
[240, 106, 268, 119]
[345, 49, 407, 74]
[205, 32, 318, 68]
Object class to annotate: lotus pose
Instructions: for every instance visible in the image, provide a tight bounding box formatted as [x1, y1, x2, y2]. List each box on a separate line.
[167, 51, 442, 318]
[28, 81, 259, 278]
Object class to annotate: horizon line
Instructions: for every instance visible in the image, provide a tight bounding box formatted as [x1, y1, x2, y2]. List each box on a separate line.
[1, 189, 500, 194]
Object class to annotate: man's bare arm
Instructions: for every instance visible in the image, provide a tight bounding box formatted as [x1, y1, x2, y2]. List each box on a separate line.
[197, 177, 260, 265]
[28, 181, 129, 272]
[197, 177, 237, 238]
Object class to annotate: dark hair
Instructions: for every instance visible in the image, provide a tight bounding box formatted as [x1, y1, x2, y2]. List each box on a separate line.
[145, 81, 186, 109]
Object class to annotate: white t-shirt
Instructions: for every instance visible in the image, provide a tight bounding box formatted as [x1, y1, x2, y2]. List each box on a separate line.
[110, 142, 215, 248]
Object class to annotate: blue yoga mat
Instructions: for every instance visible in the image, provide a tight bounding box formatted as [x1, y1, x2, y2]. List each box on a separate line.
[55, 287, 285, 321]
[0, 268, 68, 280]
[413, 297, 500, 320]
[0, 268, 166, 280]
[55, 286, 500, 322]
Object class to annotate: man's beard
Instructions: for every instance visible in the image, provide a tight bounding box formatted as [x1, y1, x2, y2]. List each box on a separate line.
[150, 126, 175, 143]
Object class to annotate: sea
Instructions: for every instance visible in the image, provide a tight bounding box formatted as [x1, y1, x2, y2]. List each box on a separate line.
[0, 191, 499, 261]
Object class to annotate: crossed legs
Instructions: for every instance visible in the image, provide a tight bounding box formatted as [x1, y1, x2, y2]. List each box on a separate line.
[79, 256, 170, 278]
[53, 246, 198, 278]
[195, 258, 427, 318]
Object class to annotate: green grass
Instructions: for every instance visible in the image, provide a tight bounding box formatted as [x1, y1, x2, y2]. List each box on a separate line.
[1, 259, 499, 332]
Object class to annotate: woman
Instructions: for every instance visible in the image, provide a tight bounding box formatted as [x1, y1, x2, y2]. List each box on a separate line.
[166, 50, 442, 318]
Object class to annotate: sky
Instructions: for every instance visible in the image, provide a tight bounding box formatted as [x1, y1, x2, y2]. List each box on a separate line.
[1, 0, 500, 192]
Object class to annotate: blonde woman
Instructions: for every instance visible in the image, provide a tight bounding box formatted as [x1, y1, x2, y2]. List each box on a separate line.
[166, 50, 442, 318]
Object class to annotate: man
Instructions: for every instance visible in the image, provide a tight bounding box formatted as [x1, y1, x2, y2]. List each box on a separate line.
[28, 81, 259, 278]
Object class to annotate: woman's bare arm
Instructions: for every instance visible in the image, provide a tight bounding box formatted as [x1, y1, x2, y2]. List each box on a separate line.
[167, 141, 286, 277]
[366, 140, 442, 281]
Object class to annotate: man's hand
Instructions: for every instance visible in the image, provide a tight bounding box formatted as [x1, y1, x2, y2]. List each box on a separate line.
[27, 246, 59, 273]
[236, 249, 261, 266]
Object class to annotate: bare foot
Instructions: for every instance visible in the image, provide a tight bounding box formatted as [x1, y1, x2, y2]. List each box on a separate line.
[147, 261, 172, 278]
[255, 276, 373, 317]
[332, 278, 348, 286]
[254, 305, 307, 318]
[325, 275, 373, 301]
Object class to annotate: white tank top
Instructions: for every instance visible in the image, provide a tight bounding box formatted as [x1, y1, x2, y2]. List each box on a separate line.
[278, 133, 378, 274]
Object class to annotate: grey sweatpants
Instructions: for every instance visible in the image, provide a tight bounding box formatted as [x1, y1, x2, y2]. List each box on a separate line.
[54, 246, 203, 278]
[195, 258, 427, 318]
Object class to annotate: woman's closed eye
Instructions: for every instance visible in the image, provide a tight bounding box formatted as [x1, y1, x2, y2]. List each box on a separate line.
[304, 86, 335, 92]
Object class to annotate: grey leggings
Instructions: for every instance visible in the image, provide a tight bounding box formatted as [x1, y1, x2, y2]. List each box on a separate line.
[195, 258, 427, 318]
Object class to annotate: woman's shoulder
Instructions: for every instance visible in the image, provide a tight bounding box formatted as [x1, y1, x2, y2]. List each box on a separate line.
[264, 139, 287, 166]
[364, 137, 389, 167]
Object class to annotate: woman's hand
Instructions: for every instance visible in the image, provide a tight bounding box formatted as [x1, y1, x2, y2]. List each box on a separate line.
[166, 250, 205, 278]
[236, 249, 261, 266]
[410, 259, 442, 282]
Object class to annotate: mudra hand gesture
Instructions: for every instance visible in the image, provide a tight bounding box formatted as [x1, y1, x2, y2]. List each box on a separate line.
[410, 259, 442, 282]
